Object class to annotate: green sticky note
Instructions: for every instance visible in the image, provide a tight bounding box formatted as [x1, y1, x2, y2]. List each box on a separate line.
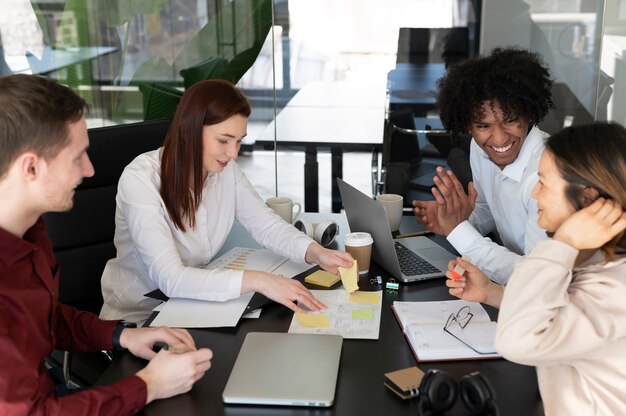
[352, 309, 373, 320]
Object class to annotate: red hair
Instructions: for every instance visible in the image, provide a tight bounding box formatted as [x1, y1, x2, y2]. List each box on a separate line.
[160, 80, 251, 231]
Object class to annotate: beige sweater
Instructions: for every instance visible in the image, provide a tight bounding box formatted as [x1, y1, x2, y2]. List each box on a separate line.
[495, 240, 626, 416]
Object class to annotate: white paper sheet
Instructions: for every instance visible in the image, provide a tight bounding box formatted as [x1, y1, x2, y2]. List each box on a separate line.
[150, 294, 253, 328]
[149, 247, 311, 328]
[288, 289, 382, 339]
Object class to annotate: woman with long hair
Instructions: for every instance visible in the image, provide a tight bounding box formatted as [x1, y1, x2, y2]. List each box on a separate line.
[446, 122, 626, 415]
[100, 80, 353, 323]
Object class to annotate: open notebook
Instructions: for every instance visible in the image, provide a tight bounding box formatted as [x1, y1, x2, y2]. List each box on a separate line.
[392, 300, 501, 361]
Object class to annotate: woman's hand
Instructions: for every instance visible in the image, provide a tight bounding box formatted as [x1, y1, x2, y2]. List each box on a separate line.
[305, 242, 354, 275]
[445, 257, 503, 309]
[553, 198, 626, 250]
[242, 271, 326, 313]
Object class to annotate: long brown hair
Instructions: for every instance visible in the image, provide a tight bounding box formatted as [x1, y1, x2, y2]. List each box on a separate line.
[160, 80, 251, 231]
[545, 122, 626, 259]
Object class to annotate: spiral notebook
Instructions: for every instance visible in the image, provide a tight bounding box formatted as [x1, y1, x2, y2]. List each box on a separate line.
[392, 300, 501, 361]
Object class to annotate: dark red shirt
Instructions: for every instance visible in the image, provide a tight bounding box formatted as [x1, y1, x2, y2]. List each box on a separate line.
[0, 217, 146, 415]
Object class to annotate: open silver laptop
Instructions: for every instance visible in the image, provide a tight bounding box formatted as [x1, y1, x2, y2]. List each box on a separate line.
[223, 332, 342, 407]
[337, 178, 455, 283]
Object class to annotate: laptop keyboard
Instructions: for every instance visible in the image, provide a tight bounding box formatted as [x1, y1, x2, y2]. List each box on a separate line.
[394, 242, 441, 276]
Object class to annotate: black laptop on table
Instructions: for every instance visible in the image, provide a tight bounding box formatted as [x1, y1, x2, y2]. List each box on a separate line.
[338, 178, 455, 283]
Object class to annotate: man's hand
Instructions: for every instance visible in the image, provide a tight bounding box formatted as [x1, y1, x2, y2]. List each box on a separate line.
[120, 327, 196, 360]
[431, 168, 477, 235]
[136, 347, 213, 404]
[413, 167, 477, 236]
[553, 198, 626, 250]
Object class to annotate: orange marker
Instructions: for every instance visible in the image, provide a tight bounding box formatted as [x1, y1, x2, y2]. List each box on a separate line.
[450, 257, 470, 281]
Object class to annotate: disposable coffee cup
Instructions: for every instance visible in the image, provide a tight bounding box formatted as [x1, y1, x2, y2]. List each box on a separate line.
[344, 232, 374, 275]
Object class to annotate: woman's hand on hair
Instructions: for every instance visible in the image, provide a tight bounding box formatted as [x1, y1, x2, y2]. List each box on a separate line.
[553, 198, 626, 250]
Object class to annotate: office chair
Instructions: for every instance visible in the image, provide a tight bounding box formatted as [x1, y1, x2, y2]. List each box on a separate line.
[396, 27, 470, 68]
[138, 82, 183, 121]
[44, 119, 170, 386]
[180, 56, 228, 89]
[373, 109, 451, 200]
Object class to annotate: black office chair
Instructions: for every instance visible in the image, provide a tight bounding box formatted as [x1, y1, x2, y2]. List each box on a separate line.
[396, 27, 470, 68]
[373, 109, 451, 202]
[44, 119, 170, 386]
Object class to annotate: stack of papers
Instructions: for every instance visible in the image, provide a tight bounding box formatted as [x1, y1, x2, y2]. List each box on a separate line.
[150, 247, 311, 328]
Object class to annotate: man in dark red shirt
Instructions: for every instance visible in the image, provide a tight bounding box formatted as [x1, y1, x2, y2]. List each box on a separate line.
[0, 74, 213, 415]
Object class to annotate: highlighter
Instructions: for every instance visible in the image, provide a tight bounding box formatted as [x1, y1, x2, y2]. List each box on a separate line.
[450, 256, 470, 281]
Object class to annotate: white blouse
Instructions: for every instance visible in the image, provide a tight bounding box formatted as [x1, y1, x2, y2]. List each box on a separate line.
[100, 149, 313, 323]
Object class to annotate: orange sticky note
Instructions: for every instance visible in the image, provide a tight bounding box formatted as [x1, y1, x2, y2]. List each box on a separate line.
[339, 259, 359, 293]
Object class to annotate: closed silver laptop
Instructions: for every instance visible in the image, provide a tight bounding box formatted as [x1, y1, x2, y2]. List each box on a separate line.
[223, 332, 343, 407]
[337, 177, 455, 283]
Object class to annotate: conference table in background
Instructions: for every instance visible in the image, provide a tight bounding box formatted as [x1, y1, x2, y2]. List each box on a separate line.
[257, 81, 386, 213]
[6, 46, 118, 76]
[97, 214, 544, 416]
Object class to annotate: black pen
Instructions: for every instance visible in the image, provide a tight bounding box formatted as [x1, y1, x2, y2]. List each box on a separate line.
[152, 342, 189, 354]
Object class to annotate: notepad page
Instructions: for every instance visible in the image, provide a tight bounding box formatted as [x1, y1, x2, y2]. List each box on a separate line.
[393, 300, 492, 329]
[405, 321, 499, 360]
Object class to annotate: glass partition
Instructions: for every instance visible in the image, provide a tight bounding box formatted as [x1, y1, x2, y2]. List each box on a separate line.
[1, 1, 622, 211]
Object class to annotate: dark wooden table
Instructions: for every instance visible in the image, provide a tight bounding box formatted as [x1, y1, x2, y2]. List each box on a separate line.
[97, 216, 544, 416]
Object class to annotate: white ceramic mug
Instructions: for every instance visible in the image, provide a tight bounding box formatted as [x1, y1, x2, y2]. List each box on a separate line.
[376, 193, 403, 232]
[266, 197, 302, 223]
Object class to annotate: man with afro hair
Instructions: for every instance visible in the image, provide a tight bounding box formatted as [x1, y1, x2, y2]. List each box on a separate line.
[413, 47, 554, 284]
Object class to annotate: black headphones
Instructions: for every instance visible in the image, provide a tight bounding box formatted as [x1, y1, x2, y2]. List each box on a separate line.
[418, 369, 499, 416]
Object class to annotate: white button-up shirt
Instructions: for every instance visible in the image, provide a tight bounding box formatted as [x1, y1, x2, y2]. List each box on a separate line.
[447, 126, 549, 284]
[100, 149, 314, 323]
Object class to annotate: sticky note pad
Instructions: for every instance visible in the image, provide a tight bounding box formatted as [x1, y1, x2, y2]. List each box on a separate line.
[349, 291, 381, 305]
[339, 259, 359, 294]
[296, 313, 330, 328]
[305, 270, 340, 287]
[352, 309, 373, 320]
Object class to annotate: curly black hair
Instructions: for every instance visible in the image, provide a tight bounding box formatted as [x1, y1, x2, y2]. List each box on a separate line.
[436, 47, 554, 137]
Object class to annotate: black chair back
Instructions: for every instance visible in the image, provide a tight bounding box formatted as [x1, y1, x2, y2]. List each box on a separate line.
[43, 119, 170, 314]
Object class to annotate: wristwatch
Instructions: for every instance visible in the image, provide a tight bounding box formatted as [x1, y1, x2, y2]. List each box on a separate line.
[112, 321, 137, 351]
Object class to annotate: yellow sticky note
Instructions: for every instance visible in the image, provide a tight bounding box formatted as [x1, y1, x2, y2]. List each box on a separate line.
[339, 259, 359, 293]
[352, 309, 373, 320]
[304, 270, 340, 287]
[349, 291, 381, 305]
[296, 313, 330, 328]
